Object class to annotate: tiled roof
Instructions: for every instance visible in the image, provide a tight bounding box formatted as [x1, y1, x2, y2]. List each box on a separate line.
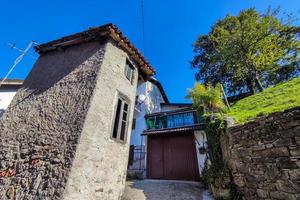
[161, 102, 192, 107]
[145, 107, 195, 118]
[142, 124, 205, 135]
[35, 23, 155, 79]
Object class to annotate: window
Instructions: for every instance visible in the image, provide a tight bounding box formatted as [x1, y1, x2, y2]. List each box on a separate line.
[132, 118, 136, 130]
[125, 61, 134, 82]
[135, 96, 138, 105]
[112, 94, 130, 142]
[145, 111, 202, 130]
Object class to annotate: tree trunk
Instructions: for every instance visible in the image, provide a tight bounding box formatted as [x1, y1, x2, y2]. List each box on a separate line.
[255, 77, 264, 92]
[246, 64, 264, 93]
[246, 78, 255, 94]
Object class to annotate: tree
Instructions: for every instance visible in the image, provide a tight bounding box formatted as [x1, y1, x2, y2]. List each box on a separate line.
[192, 8, 300, 94]
[187, 83, 226, 114]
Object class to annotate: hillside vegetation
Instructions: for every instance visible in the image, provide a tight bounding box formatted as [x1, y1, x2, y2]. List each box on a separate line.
[228, 77, 300, 124]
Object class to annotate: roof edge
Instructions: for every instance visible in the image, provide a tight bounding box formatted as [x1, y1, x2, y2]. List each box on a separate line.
[145, 107, 195, 118]
[0, 79, 23, 86]
[160, 102, 192, 106]
[34, 23, 155, 78]
[148, 78, 169, 103]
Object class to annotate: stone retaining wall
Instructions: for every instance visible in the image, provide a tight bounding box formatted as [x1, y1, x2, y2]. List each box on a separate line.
[221, 107, 300, 200]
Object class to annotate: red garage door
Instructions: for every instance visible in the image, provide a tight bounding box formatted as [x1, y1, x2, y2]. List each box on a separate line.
[147, 132, 200, 181]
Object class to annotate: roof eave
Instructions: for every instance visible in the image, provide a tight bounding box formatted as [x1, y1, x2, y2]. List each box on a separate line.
[142, 124, 206, 135]
[148, 78, 169, 103]
[34, 23, 155, 79]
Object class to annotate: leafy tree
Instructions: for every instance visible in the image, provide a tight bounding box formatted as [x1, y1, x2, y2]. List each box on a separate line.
[192, 8, 300, 94]
[187, 83, 226, 114]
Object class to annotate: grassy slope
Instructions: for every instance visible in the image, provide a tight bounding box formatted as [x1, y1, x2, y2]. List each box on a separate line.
[227, 77, 300, 124]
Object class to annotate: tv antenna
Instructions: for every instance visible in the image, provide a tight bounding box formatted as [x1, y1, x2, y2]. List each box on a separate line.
[8, 42, 37, 59]
[0, 41, 37, 88]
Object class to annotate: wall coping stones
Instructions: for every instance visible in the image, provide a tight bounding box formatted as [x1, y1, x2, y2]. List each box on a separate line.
[227, 106, 300, 131]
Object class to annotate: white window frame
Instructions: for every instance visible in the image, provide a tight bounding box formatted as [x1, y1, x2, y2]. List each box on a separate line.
[124, 60, 134, 82]
[111, 92, 131, 143]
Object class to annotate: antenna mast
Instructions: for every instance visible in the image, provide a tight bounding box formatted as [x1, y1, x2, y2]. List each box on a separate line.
[0, 41, 35, 88]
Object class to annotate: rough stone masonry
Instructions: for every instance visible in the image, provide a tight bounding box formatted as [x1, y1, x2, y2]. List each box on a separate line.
[0, 24, 151, 199]
[0, 40, 105, 199]
[221, 107, 300, 200]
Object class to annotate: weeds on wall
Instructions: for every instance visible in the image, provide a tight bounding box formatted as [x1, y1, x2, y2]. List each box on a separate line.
[202, 114, 227, 185]
[203, 113, 242, 200]
[202, 114, 243, 200]
[187, 83, 242, 199]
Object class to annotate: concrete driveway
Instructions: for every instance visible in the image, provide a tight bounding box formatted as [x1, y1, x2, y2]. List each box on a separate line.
[122, 179, 214, 200]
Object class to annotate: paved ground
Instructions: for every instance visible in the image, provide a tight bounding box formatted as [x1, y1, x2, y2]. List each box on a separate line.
[122, 179, 214, 200]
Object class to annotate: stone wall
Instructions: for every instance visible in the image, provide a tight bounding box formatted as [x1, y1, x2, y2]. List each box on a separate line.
[0, 41, 105, 199]
[221, 107, 300, 200]
[0, 39, 139, 200]
[63, 40, 139, 200]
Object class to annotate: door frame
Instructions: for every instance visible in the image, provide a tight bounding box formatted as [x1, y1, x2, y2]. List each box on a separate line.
[146, 131, 200, 181]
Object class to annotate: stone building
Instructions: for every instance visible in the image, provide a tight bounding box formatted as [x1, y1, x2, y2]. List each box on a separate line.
[0, 24, 155, 200]
[0, 79, 23, 117]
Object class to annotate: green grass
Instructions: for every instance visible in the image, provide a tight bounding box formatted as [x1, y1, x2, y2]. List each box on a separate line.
[227, 77, 300, 124]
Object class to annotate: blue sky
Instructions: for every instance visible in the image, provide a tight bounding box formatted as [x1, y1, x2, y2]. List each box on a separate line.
[0, 0, 299, 102]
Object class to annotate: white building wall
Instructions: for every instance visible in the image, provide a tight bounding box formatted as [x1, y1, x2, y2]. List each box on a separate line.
[194, 130, 209, 176]
[0, 89, 18, 116]
[128, 80, 165, 178]
[130, 81, 165, 146]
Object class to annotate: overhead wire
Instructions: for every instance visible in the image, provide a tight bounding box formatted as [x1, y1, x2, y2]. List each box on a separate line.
[141, 0, 146, 54]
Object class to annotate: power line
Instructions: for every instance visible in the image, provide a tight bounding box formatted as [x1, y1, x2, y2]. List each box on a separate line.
[141, 0, 146, 54]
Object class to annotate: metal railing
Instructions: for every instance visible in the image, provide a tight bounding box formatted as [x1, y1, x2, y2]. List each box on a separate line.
[145, 110, 203, 130]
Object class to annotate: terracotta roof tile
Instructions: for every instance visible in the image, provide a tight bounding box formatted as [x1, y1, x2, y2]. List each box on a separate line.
[35, 23, 155, 79]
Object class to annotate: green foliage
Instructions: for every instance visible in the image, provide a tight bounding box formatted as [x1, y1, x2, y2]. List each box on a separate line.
[202, 114, 227, 185]
[228, 77, 300, 123]
[192, 8, 300, 94]
[187, 82, 243, 198]
[187, 83, 226, 113]
[203, 114, 242, 199]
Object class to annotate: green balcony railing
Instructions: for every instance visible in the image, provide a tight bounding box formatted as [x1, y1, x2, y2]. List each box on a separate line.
[145, 110, 203, 130]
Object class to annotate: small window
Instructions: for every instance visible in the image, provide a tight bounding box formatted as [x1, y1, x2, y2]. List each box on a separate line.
[125, 61, 134, 82]
[132, 118, 136, 130]
[135, 96, 138, 105]
[112, 94, 130, 142]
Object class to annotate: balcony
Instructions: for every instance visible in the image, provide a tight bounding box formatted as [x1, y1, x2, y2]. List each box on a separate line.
[145, 109, 204, 132]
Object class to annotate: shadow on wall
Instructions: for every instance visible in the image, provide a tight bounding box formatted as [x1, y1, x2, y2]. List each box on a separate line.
[0, 109, 4, 117]
[25, 41, 105, 93]
[10, 41, 105, 108]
